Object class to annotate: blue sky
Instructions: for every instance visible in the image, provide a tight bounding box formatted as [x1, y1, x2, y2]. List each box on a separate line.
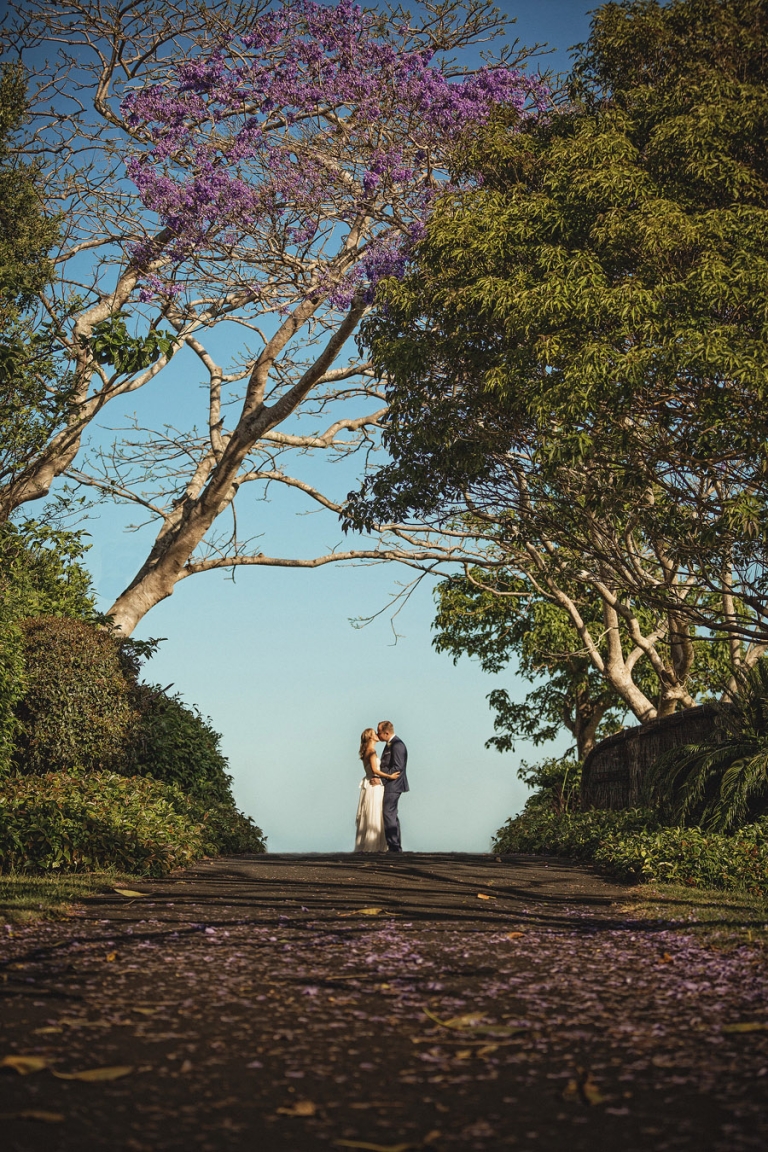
[71, 0, 595, 853]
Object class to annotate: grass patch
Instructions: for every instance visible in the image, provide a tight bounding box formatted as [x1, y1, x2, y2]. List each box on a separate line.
[0, 870, 138, 925]
[618, 882, 768, 950]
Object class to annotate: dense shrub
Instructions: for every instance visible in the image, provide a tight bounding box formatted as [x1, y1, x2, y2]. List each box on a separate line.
[493, 807, 768, 893]
[15, 616, 136, 773]
[0, 570, 267, 861]
[127, 684, 233, 802]
[493, 807, 659, 860]
[593, 822, 768, 890]
[517, 754, 582, 814]
[187, 797, 267, 856]
[0, 772, 266, 875]
[0, 588, 24, 774]
[0, 521, 96, 774]
[0, 772, 206, 875]
[0, 521, 96, 623]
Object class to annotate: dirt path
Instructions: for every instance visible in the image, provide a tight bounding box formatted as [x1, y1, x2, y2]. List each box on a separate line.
[1, 853, 766, 1152]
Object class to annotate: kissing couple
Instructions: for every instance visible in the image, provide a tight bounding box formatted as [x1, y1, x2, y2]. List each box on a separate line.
[355, 721, 409, 853]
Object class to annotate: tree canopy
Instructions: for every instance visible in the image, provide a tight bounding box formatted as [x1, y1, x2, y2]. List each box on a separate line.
[434, 569, 733, 757]
[2, 0, 545, 634]
[348, 0, 768, 723]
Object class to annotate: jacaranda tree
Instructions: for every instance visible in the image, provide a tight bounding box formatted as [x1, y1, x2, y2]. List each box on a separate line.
[4, 0, 545, 633]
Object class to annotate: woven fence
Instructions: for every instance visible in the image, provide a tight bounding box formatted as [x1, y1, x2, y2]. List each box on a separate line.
[581, 704, 722, 810]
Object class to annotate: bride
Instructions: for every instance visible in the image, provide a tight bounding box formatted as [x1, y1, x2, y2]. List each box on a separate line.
[355, 727, 399, 852]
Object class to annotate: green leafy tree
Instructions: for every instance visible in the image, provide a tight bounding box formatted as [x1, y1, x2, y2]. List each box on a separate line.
[434, 572, 626, 758]
[0, 63, 72, 494]
[434, 569, 733, 757]
[351, 0, 768, 681]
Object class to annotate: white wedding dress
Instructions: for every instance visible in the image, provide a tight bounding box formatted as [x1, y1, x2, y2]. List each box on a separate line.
[355, 758, 387, 852]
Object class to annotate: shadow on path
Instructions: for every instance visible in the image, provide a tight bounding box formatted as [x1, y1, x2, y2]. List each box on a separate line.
[0, 853, 765, 1152]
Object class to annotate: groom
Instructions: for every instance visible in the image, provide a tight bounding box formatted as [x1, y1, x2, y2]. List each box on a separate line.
[377, 721, 409, 852]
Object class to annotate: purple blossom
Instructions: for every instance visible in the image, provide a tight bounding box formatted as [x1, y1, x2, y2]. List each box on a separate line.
[122, 0, 546, 304]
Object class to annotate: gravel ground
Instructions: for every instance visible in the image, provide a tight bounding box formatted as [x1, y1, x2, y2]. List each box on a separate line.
[0, 852, 766, 1152]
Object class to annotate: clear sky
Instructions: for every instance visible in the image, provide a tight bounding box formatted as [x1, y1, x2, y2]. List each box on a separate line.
[67, 0, 595, 853]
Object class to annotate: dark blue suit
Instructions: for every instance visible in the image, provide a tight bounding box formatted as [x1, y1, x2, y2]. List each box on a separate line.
[380, 735, 408, 852]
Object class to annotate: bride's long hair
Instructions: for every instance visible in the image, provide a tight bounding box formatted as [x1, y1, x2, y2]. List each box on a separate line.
[359, 728, 377, 761]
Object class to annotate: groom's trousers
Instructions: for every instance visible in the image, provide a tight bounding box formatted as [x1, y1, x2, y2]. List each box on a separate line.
[382, 791, 402, 852]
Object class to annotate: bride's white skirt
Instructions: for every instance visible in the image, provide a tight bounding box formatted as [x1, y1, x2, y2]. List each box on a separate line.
[355, 779, 387, 852]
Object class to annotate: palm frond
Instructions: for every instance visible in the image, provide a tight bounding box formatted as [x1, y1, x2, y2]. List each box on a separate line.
[650, 659, 768, 830]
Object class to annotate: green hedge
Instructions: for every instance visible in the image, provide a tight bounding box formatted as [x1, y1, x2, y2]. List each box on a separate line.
[493, 807, 658, 859]
[593, 823, 768, 890]
[493, 807, 768, 893]
[0, 772, 266, 876]
[15, 616, 135, 773]
[188, 797, 267, 856]
[127, 684, 234, 802]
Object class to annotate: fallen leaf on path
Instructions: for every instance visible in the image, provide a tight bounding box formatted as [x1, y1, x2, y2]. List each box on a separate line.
[476, 893, 495, 901]
[722, 1022, 768, 1033]
[0, 1056, 49, 1075]
[105, 952, 117, 962]
[33, 1027, 62, 1036]
[58, 1018, 111, 1029]
[506, 932, 525, 939]
[113, 889, 147, 898]
[276, 1100, 317, 1117]
[563, 1071, 606, 1105]
[424, 1009, 486, 1030]
[423, 1133, 442, 1146]
[0, 1110, 64, 1123]
[338, 907, 384, 917]
[658, 952, 673, 964]
[52, 1065, 133, 1082]
[581, 1074, 606, 1105]
[423, 1008, 524, 1037]
[132, 1008, 157, 1016]
[335, 1142, 413, 1152]
[562, 1079, 579, 1102]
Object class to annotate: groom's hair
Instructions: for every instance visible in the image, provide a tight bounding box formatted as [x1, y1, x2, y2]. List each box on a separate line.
[378, 720, 394, 736]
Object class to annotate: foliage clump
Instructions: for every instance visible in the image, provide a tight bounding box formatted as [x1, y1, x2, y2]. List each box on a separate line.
[15, 616, 135, 774]
[0, 63, 72, 507]
[0, 521, 97, 774]
[493, 806, 658, 861]
[0, 522, 266, 869]
[650, 661, 768, 831]
[0, 772, 266, 876]
[0, 772, 206, 876]
[493, 805, 768, 894]
[126, 684, 234, 803]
